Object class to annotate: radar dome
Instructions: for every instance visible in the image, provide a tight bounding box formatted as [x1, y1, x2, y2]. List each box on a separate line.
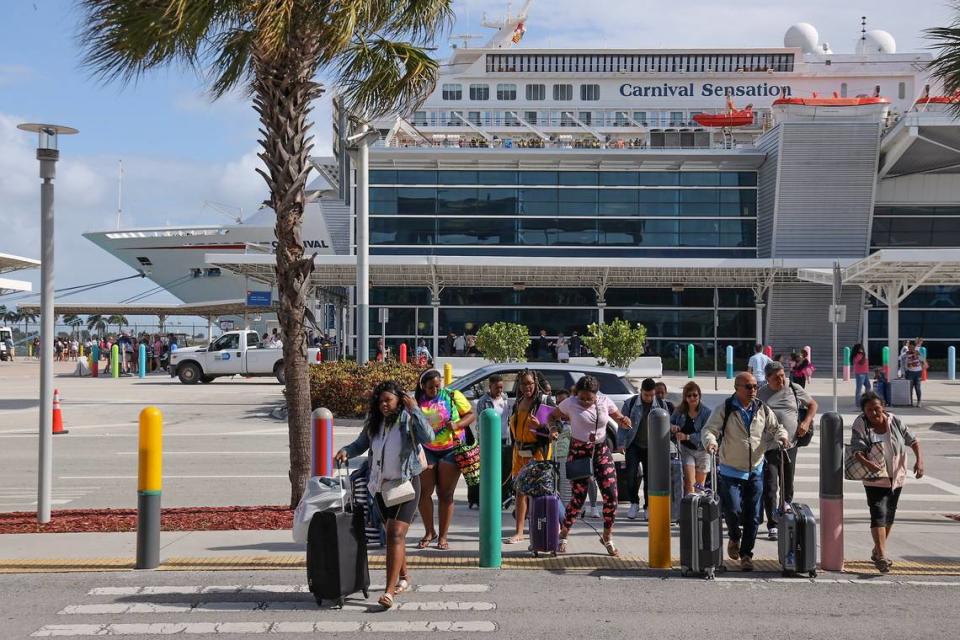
[784, 23, 820, 54]
[857, 30, 896, 54]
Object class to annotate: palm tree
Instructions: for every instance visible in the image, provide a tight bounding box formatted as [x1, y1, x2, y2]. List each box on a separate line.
[86, 314, 107, 337]
[16, 310, 37, 338]
[78, 0, 452, 505]
[928, 14, 960, 110]
[106, 314, 128, 336]
[63, 314, 83, 339]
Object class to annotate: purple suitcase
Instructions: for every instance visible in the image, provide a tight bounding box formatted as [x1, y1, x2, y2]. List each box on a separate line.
[528, 493, 563, 557]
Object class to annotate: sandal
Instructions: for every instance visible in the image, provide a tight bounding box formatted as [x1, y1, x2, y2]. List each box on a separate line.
[873, 556, 892, 573]
[378, 593, 394, 609]
[504, 535, 526, 545]
[558, 538, 568, 554]
[416, 535, 437, 550]
[602, 537, 620, 557]
[395, 575, 411, 594]
[436, 539, 450, 551]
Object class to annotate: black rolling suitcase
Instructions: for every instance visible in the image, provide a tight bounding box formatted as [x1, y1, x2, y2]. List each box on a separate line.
[679, 461, 723, 579]
[776, 447, 818, 577]
[306, 464, 370, 607]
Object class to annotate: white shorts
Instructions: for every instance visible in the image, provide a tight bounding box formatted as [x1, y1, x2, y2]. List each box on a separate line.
[680, 447, 712, 473]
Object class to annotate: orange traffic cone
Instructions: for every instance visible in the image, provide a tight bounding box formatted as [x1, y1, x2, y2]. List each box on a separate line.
[52, 389, 68, 435]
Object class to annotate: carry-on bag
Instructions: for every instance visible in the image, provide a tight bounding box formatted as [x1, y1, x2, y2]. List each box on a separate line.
[306, 462, 371, 607]
[679, 461, 724, 579]
[777, 448, 818, 577]
[528, 448, 562, 557]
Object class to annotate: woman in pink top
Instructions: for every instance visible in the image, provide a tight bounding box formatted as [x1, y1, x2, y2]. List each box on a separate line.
[851, 343, 870, 407]
[850, 391, 924, 573]
[549, 375, 631, 556]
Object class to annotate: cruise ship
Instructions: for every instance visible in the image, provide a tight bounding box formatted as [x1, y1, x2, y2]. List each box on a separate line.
[94, 1, 960, 363]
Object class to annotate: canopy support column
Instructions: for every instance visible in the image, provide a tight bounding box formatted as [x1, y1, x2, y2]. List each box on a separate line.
[886, 283, 900, 377]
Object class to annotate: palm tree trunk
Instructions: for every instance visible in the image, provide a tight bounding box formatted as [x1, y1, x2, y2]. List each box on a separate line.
[251, 36, 323, 507]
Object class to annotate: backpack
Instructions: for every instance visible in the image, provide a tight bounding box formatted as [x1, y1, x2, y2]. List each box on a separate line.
[717, 397, 773, 448]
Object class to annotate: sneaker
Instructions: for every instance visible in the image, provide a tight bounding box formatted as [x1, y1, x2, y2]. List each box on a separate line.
[727, 539, 741, 561]
[626, 503, 639, 520]
[741, 556, 754, 572]
[589, 505, 602, 519]
[639, 508, 648, 522]
[767, 527, 778, 541]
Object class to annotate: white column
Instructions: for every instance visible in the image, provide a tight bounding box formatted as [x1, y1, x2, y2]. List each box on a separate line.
[597, 301, 606, 325]
[862, 304, 870, 350]
[432, 291, 440, 361]
[755, 301, 765, 345]
[887, 284, 900, 377]
[355, 141, 370, 363]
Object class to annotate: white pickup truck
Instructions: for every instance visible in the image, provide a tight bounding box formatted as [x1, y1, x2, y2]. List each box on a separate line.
[0, 327, 14, 361]
[169, 330, 319, 384]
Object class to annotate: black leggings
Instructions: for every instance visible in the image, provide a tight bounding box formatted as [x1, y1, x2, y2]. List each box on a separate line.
[374, 475, 421, 524]
[864, 485, 902, 528]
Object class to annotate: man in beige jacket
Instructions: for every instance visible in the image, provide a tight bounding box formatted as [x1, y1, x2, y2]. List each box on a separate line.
[703, 372, 789, 571]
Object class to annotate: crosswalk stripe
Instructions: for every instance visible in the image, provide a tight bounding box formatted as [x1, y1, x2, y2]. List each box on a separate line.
[59, 601, 497, 615]
[32, 620, 497, 636]
[87, 584, 490, 596]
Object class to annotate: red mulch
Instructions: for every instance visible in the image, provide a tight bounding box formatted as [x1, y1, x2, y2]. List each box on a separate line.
[0, 506, 293, 534]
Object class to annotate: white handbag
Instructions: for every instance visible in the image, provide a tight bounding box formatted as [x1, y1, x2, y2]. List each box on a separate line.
[380, 478, 416, 507]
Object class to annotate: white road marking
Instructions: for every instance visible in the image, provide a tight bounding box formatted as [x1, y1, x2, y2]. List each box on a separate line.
[60, 601, 496, 615]
[59, 475, 288, 480]
[792, 491, 959, 503]
[114, 451, 289, 456]
[33, 620, 497, 636]
[88, 584, 490, 596]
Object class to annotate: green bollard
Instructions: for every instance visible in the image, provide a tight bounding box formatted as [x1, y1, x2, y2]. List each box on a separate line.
[687, 343, 695, 379]
[843, 346, 851, 382]
[111, 344, 120, 378]
[881, 346, 890, 377]
[479, 408, 502, 569]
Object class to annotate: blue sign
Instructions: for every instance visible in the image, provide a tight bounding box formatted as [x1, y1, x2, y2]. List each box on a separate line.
[247, 291, 272, 307]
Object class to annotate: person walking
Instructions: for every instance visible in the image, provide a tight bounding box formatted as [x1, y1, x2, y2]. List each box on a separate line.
[570, 331, 582, 358]
[902, 341, 924, 407]
[414, 369, 475, 551]
[475, 375, 512, 510]
[3, 335, 15, 362]
[852, 343, 871, 407]
[415, 339, 431, 365]
[849, 391, 924, 573]
[757, 361, 818, 541]
[619, 378, 669, 521]
[335, 380, 434, 609]
[550, 375, 632, 556]
[654, 381, 676, 414]
[555, 333, 570, 363]
[453, 333, 466, 357]
[747, 343, 773, 386]
[670, 381, 713, 496]
[536, 329, 550, 361]
[702, 372, 789, 571]
[506, 370, 554, 544]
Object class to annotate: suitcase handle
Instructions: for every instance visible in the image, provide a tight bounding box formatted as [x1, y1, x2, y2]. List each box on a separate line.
[336, 459, 347, 514]
[777, 445, 790, 515]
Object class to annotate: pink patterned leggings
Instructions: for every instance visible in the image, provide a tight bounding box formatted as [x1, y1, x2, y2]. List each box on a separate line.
[563, 440, 618, 530]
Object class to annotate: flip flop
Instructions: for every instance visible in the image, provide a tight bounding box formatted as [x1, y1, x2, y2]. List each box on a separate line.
[504, 536, 526, 545]
[416, 535, 437, 550]
[602, 538, 620, 557]
[378, 593, 394, 609]
[395, 576, 411, 594]
[436, 539, 450, 551]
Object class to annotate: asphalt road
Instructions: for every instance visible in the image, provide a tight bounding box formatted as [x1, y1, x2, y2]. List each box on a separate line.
[1, 568, 958, 639]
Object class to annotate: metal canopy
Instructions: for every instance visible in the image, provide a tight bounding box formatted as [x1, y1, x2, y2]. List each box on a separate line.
[206, 253, 828, 291]
[798, 249, 960, 298]
[879, 110, 960, 178]
[0, 252, 39, 295]
[16, 298, 274, 318]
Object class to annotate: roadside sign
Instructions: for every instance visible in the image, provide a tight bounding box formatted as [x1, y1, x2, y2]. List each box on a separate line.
[828, 304, 847, 323]
[247, 290, 272, 307]
[219, 320, 235, 331]
[378, 307, 389, 323]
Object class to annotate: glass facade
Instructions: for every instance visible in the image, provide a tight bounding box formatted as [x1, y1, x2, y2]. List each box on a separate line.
[871, 205, 960, 249]
[370, 170, 757, 257]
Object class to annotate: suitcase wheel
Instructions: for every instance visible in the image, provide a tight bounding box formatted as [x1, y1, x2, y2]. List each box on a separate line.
[705, 567, 715, 580]
[532, 550, 539, 558]
[362, 589, 369, 599]
[551, 551, 557, 558]
[680, 568, 689, 578]
[809, 570, 817, 578]
[314, 596, 323, 607]
[782, 569, 792, 578]
[336, 597, 345, 609]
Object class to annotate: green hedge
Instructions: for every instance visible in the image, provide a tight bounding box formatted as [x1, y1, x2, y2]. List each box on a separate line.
[309, 361, 428, 418]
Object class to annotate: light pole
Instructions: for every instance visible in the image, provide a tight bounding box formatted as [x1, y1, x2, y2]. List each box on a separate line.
[18, 123, 78, 524]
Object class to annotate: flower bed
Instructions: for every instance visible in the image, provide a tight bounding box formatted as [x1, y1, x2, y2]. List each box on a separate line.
[0, 505, 292, 534]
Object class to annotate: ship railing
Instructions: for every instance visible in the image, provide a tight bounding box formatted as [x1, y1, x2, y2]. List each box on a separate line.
[375, 137, 755, 151]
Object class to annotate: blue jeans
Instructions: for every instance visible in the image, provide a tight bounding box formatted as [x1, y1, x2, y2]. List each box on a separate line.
[718, 472, 764, 559]
[854, 373, 871, 407]
[905, 370, 922, 404]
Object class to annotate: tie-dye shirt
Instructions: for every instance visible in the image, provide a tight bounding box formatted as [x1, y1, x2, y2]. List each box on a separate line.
[419, 389, 472, 451]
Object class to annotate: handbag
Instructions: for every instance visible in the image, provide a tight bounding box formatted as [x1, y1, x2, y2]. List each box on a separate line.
[514, 460, 556, 497]
[375, 417, 419, 508]
[565, 409, 600, 481]
[791, 384, 814, 448]
[843, 422, 890, 481]
[453, 440, 481, 487]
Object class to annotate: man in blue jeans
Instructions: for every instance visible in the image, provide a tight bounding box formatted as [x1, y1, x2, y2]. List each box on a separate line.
[702, 372, 789, 571]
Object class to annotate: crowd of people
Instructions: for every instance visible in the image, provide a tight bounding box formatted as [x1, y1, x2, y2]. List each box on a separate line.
[336, 354, 926, 606]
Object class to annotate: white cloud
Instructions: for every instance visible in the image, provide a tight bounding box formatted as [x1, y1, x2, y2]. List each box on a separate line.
[0, 64, 31, 87]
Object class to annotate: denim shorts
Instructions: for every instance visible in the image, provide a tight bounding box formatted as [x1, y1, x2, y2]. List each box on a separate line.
[423, 447, 458, 467]
[680, 446, 712, 473]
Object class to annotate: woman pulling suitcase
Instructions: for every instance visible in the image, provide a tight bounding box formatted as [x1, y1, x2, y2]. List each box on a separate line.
[336, 380, 435, 609]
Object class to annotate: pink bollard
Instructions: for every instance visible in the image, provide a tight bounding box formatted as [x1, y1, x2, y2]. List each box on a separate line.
[399, 343, 408, 364]
[820, 498, 844, 571]
[311, 408, 334, 477]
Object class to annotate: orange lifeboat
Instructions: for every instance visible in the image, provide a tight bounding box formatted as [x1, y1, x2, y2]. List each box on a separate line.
[914, 86, 960, 105]
[772, 91, 890, 107]
[693, 98, 754, 127]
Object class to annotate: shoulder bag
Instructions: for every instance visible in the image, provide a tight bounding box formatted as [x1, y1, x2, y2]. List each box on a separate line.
[380, 418, 418, 507]
[843, 418, 890, 481]
[792, 384, 814, 448]
[565, 408, 600, 481]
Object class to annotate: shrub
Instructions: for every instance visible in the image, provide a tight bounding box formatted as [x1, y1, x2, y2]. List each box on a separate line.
[581, 319, 647, 369]
[308, 360, 427, 418]
[475, 322, 529, 362]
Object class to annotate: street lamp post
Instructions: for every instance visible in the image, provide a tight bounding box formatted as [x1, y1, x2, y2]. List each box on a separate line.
[346, 125, 380, 364]
[18, 123, 78, 524]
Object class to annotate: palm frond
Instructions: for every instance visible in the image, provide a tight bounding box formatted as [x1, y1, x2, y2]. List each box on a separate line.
[381, 0, 455, 46]
[334, 37, 439, 119]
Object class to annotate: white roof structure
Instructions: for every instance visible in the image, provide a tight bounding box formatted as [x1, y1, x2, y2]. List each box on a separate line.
[16, 299, 273, 319]
[205, 253, 836, 293]
[798, 249, 960, 299]
[0, 252, 39, 295]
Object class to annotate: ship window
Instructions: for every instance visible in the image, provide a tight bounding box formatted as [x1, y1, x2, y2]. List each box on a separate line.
[191, 268, 202, 278]
[899, 82, 906, 99]
[497, 83, 517, 100]
[441, 84, 461, 100]
[205, 268, 221, 277]
[526, 84, 546, 100]
[412, 111, 427, 126]
[136, 256, 153, 266]
[553, 84, 573, 101]
[525, 111, 538, 124]
[580, 84, 600, 101]
[468, 111, 482, 125]
[578, 111, 593, 125]
[469, 84, 489, 101]
[840, 83, 848, 98]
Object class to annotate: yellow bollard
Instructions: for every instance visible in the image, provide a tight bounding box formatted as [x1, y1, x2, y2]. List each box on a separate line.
[79, 344, 84, 358]
[137, 406, 163, 569]
[443, 362, 453, 386]
[28, 343, 33, 359]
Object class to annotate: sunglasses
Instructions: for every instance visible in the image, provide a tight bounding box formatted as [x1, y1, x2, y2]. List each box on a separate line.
[738, 384, 759, 390]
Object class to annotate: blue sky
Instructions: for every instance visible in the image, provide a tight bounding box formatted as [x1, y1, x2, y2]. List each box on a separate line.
[0, 0, 954, 314]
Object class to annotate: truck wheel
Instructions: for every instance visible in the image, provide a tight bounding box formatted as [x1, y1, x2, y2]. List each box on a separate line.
[178, 363, 201, 384]
[200, 375, 215, 384]
[274, 363, 286, 385]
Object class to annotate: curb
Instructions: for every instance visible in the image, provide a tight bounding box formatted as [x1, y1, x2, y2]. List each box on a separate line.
[2, 555, 959, 576]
